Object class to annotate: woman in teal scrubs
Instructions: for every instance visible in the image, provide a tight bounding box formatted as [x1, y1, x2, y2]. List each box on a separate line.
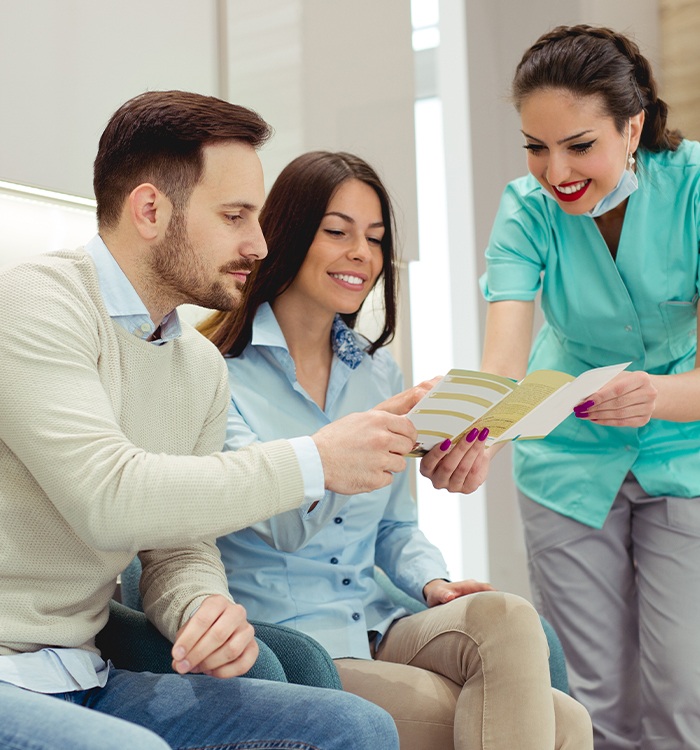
[480, 25, 700, 750]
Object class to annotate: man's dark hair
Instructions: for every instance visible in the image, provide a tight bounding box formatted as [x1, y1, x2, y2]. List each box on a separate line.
[93, 90, 272, 229]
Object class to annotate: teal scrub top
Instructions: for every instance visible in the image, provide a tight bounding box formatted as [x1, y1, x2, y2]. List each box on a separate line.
[481, 140, 700, 528]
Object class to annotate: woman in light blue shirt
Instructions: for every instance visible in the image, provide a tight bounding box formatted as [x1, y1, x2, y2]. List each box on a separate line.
[201, 151, 592, 750]
[480, 25, 700, 749]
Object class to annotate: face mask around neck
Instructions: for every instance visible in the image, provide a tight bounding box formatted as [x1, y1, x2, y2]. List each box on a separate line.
[538, 120, 639, 218]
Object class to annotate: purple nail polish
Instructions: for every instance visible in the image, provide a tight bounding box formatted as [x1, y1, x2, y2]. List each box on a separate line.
[575, 400, 595, 411]
[478, 427, 489, 442]
[574, 411, 589, 419]
[466, 428, 479, 442]
[440, 438, 452, 451]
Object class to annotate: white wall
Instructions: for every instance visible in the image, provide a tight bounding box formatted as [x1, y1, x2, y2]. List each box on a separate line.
[224, 0, 418, 380]
[0, 0, 220, 198]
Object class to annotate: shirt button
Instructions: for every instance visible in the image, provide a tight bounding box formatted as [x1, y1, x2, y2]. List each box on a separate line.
[352, 612, 361, 621]
[334, 517, 343, 524]
[330, 557, 339, 564]
[140, 322, 151, 332]
[624, 325, 633, 332]
[342, 578, 351, 586]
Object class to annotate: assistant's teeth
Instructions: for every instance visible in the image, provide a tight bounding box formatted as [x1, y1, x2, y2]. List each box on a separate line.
[330, 273, 363, 285]
[556, 180, 589, 194]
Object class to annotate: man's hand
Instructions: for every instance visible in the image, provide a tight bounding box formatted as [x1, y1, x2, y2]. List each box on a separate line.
[312, 410, 417, 495]
[423, 578, 494, 607]
[419, 428, 491, 494]
[171, 595, 258, 679]
[373, 377, 442, 416]
[573, 371, 657, 426]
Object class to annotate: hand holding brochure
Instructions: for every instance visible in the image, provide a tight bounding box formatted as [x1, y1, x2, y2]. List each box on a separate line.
[407, 362, 631, 455]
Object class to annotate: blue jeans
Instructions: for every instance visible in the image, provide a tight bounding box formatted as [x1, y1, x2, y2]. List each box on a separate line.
[0, 667, 399, 750]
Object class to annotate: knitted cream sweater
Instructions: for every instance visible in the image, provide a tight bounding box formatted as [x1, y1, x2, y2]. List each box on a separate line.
[0, 251, 305, 656]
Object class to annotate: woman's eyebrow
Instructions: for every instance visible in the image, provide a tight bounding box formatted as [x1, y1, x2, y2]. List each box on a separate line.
[324, 211, 384, 228]
[521, 129, 595, 145]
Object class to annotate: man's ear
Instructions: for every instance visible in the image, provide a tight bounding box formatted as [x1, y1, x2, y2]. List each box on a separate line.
[128, 183, 172, 241]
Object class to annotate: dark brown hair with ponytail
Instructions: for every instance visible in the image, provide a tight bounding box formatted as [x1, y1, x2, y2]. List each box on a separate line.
[512, 25, 682, 152]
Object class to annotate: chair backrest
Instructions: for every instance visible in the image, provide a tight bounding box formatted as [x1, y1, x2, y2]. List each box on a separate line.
[119, 556, 144, 610]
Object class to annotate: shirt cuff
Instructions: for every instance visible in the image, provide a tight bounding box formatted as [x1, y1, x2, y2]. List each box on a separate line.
[288, 436, 325, 505]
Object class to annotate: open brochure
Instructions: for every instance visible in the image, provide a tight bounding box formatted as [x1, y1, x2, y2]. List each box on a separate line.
[407, 362, 631, 455]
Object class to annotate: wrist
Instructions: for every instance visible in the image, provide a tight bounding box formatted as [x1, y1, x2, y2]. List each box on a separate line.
[422, 577, 450, 600]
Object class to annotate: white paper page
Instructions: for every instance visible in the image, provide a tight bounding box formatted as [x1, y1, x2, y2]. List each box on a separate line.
[407, 369, 518, 453]
[494, 362, 631, 443]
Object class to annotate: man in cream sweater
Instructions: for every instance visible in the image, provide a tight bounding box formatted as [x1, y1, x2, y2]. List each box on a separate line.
[0, 90, 417, 750]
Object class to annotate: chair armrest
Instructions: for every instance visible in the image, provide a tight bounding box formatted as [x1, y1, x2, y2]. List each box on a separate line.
[539, 615, 569, 694]
[251, 620, 342, 690]
[96, 600, 176, 674]
[119, 556, 340, 688]
[97, 600, 287, 682]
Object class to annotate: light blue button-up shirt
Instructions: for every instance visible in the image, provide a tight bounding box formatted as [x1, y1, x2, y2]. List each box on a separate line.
[481, 141, 700, 527]
[0, 237, 322, 692]
[217, 303, 449, 659]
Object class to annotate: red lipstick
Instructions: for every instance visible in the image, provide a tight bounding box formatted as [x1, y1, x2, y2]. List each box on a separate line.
[551, 180, 591, 203]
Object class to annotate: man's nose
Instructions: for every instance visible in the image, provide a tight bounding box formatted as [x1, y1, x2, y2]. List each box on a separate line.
[241, 221, 268, 260]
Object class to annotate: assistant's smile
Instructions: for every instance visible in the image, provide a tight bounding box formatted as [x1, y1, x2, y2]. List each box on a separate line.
[551, 179, 591, 202]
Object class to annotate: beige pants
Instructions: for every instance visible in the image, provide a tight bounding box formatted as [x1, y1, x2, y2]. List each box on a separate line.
[334, 591, 592, 750]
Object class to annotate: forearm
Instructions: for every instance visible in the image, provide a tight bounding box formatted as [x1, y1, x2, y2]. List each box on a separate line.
[650, 368, 700, 422]
[480, 300, 534, 380]
[376, 511, 449, 602]
[139, 542, 233, 640]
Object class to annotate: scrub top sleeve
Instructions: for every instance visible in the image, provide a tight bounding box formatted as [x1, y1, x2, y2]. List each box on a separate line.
[481, 182, 549, 302]
[695, 183, 700, 296]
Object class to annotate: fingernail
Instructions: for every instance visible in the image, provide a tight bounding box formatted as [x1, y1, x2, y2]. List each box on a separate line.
[575, 400, 595, 411]
[466, 428, 479, 442]
[574, 411, 589, 419]
[172, 646, 185, 660]
[439, 438, 451, 451]
[478, 427, 489, 442]
[176, 659, 191, 673]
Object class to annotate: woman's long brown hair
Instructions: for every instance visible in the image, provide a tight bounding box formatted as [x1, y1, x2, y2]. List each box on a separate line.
[198, 150, 399, 358]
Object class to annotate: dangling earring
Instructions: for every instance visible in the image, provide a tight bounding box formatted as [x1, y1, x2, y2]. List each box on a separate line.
[628, 152, 635, 168]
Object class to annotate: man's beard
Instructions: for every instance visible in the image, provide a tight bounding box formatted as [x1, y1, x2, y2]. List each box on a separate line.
[149, 210, 255, 312]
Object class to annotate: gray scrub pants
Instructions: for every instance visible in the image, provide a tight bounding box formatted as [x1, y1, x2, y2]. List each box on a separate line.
[519, 473, 700, 750]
